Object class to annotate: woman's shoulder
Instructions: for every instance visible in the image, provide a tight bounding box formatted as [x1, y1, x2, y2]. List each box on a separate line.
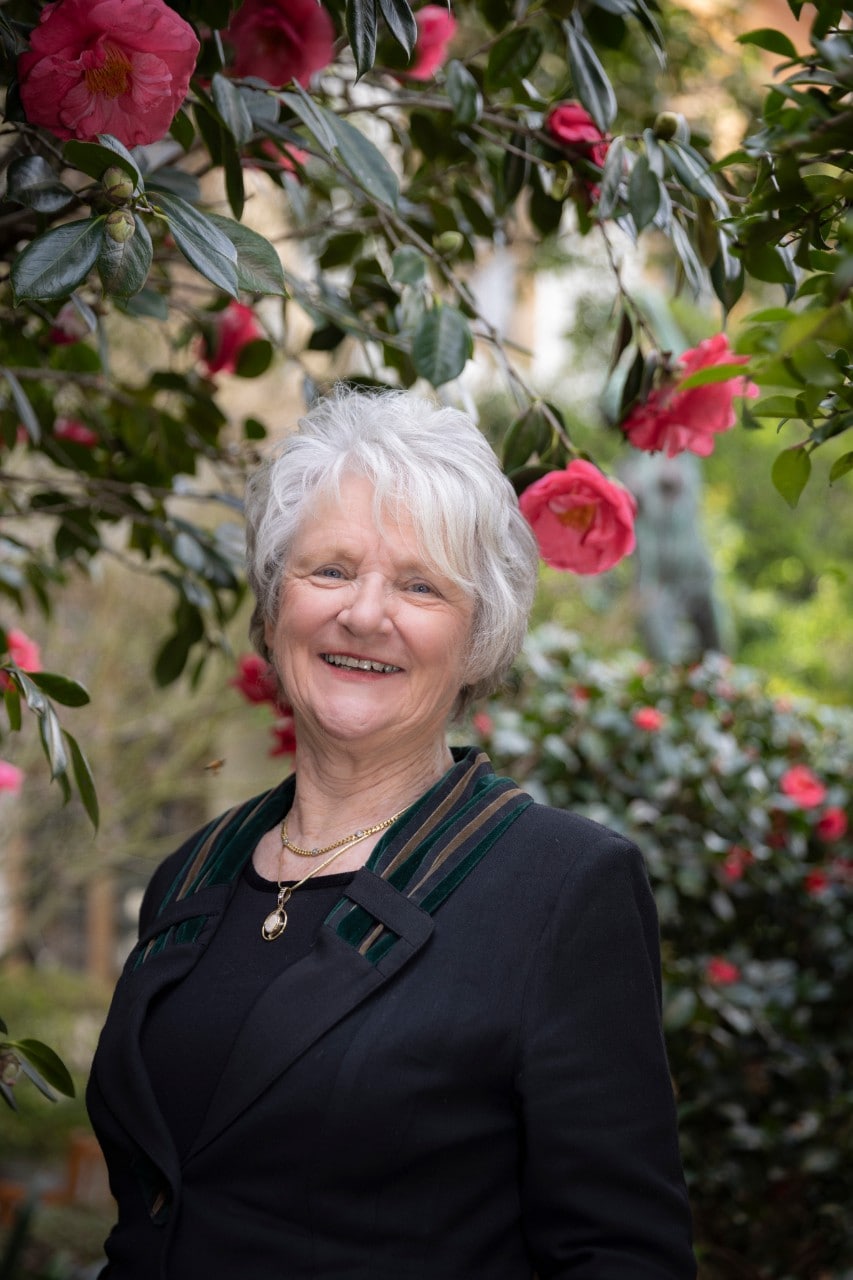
[500, 797, 650, 893]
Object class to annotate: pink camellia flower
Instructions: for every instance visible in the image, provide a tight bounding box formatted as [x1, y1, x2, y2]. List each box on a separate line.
[54, 417, 99, 447]
[622, 334, 758, 459]
[546, 101, 609, 169]
[519, 460, 637, 575]
[471, 711, 493, 737]
[269, 716, 297, 758]
[408, 5, 457, 80]
[780, 764, 827, 810]
[816, 807, 848, 842]
[3, 629, 42, 673]
[0, 761, 24, 794]
[201, 302, 263, 376]
[226, 0, 334, 87]
[706, 956, 740, 986]
[632, 706, 665, 732]
[230, 653, 279, 705]
[18, 0, 199, 147]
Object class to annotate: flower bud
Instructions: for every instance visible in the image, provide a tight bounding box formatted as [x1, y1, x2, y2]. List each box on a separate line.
[102, 166, 135, 205]
[653, 111, 689, 143]
[105, 210, 136, 244]
[434, 230, 464, 256]
[0, 1051, 21, 1086]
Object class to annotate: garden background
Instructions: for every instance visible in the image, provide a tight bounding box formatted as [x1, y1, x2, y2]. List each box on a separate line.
[1, 0, 851, 1276]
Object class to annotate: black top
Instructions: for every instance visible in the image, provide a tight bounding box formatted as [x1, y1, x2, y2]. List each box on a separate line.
[141, 864, 354, 1157]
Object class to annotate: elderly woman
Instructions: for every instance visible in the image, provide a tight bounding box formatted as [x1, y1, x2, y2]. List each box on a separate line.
[87, 388, 696, 1279]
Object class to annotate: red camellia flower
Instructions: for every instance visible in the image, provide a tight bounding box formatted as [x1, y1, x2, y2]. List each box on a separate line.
[49, 301, 91, 346]
[230, 654, 279, 705]
[226, 0, 334, 87]
[54, 417, 99, 447]
[408, 5, 458, 79]
[632, 706, 665, 732]
[201, 302, 263, 376]
[519, 460, 637, 575]
[1, 629, 42, 691]
[546, 101, 609, 169]
[471, 711, 494, 738]
[780, 764, 827, 810]
[816, 807, 848, 842]
[804, 869, 829, 895]
[269, 717, 298, 758]
[706, 956, 740, 986]
[722, 845, 755, 883]
[0, 761, 24, 795]
[622, 334, 758, 459]
[18, 0, 199, 147]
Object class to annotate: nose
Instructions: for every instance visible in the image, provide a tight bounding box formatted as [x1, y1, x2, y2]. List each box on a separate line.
[336, 574, 393, 635]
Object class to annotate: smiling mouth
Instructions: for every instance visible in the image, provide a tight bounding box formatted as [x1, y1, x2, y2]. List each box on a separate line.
[321, 654, 402, 674]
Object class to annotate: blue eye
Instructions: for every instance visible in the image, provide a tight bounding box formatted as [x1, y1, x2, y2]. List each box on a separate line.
[317, 566, 345, 579]
[408, 581, 435, 595]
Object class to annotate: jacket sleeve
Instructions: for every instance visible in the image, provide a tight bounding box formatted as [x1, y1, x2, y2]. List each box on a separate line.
[516, 832, 696, 1279]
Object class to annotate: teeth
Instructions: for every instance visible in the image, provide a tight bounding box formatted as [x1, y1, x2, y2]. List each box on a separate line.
[322, 654, 401, 673]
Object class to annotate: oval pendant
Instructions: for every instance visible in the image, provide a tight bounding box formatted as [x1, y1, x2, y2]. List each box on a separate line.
[262, 908, 287, 941]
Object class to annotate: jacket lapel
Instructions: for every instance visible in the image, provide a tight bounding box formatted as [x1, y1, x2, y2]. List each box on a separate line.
[186, 869, 434, 1158]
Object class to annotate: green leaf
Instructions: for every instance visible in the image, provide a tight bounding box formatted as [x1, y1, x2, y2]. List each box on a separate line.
[63, 136, 141, 187]
[739, 241, 796, 285]
[207, 214, 286, 295]
[327, 112, 400, 208]
[154, 630, 192, 686]
[412, 306, 473, 385]
[222, 128, 246, 220]
[347, 0, 378, 78]
[39, 704, 69, 780]
[749, 395, 801, 418]
[170, 106, 196, 151]
[628, 154, 661, 231]
[65, 731, 99, 829]
[446, 61, 482, 125]
[11, 1040, 75, 1098]
[378, 0, 418, 57]
[662, 141, 728, 214]
[736, 28, 798, 58]
[6, 155, 74, 214]
[597, 136, 625, 219]
[1, 368, 41, 443]
[212, 72, 254, 146]
[486, 26, 543, 91]
[97, 213, 153, 297]
[153, 193, 239, 297]
[676, 362, 752, 390]
[565, 18, 617, 131]
[502, 404, 554, 471]
[11, 217, 106, 303]
[829, 452, 853, 483]
[772, 445, 812, 508]
[27, 672, 90, 707]
[279, 87, 337, 152]
[234, 338, 274, 377]
[5, 685, 22, 732]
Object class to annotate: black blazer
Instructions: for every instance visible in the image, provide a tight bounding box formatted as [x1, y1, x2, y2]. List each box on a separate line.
[87, 801, 696, 1279]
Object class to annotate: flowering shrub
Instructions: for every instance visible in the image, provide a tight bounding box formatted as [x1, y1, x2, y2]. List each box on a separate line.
[201, 302, 264, 376]
[18, 0, 199, 146]
[621, 334, 758, 459]
[226, 0, 335, 87]
[54, 418, 99, 448]
[478, 625, 853, 1277]
[408, 5, 458, 79]
[518, 459, 636, 574]
[230, 654, 296, 759]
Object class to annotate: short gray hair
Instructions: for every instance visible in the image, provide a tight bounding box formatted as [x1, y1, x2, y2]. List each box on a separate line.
[244, 387, 539, 712]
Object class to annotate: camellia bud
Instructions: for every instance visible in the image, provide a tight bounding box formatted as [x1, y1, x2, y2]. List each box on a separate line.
[434, 230, 465, 256]
[102, 166, 135, 204]
[0, 1050, 21, 1086]
[652, 111, 689, 143]
[105, 209, 136, 244]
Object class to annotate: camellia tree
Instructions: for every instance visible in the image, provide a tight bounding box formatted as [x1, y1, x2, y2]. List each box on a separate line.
[0, 0, 851, 811]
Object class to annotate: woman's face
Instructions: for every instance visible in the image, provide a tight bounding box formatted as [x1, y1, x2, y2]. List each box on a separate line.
[265, 474, 474, 759]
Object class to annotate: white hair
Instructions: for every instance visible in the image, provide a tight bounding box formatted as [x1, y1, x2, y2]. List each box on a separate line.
[244, 387, 539, 712]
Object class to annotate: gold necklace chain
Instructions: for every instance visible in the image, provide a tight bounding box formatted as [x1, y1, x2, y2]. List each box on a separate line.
[279, 809, 402, 859]
[261, 808, 403, 942]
